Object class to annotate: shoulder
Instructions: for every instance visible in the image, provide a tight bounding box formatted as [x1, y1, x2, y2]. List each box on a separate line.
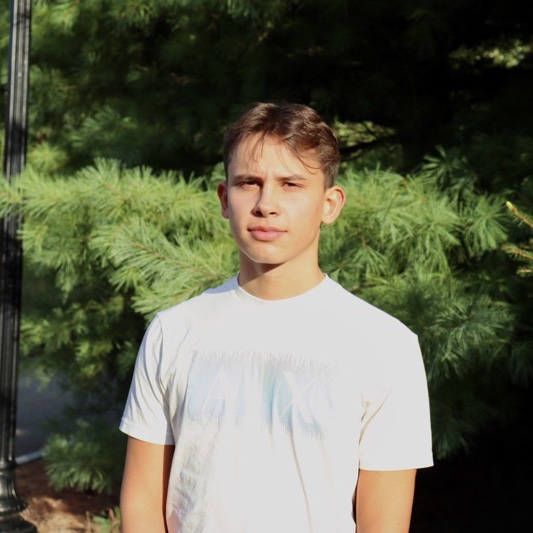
[321, 278, 422, 387]
[140, 277, 238, 367]
[323, 277, 416, 340]
[156, 277, 238, 328]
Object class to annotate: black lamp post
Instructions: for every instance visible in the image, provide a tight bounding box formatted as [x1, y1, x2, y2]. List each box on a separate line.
[0, 0, 36, 531]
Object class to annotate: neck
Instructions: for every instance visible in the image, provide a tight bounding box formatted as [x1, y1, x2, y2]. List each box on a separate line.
[238, 261, 325, 300]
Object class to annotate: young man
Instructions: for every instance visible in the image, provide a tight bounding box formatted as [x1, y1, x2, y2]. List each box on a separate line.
[119, 102, 433, 532]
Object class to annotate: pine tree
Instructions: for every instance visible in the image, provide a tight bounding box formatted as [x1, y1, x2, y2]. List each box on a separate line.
[2, 0, 531, 179]
[504, 201, 533, 277]
[502, 200, 533, 390]
[0, 156, 517, 490]
[1, 0, 532, 495]
[321, 164, 514, 458]
[1, 160, 237, 491]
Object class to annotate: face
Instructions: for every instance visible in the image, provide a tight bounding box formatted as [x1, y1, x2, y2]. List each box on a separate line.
[218, 134, 345, 278]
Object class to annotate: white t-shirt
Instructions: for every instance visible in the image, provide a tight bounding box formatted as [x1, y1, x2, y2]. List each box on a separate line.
[120, 276, 433, 532]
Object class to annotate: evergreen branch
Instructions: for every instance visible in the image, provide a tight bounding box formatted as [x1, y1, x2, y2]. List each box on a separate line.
[506, 200, 533, 229]
[0, 178, 25, 216]
[502, 243, 533, 262]
[340, 133, 398, 159]
[122, 235, 222, 281]
[504, 202, 533, 276]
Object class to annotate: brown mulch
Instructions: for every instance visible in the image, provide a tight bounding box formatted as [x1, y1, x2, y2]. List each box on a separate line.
[15, 459, 119, 532]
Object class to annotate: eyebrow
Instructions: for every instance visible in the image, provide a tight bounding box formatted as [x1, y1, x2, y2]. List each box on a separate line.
[231, 173, 309, 182]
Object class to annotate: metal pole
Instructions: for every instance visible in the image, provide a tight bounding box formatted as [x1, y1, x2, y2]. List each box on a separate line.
[0, 0, 36, 531]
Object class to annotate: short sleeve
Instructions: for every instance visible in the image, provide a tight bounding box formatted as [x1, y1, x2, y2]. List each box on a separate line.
[119, 315, 175, 445]
[359, 331, 433, 471]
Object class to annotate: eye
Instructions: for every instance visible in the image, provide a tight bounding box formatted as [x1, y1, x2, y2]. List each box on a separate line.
[236, 179, 260, 189]
[282, 181, 300, 189]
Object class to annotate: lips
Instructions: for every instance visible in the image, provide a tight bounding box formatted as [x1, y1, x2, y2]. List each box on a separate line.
[248, 226, 286, 241]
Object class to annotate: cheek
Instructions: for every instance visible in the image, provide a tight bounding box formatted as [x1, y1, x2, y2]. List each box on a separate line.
[298, 199, 326, 223]
[225, 198, 250, 228]
[226, 197, 245, 217]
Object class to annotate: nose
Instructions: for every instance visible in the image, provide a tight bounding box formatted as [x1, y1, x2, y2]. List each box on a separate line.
[252, 184, 279, 217]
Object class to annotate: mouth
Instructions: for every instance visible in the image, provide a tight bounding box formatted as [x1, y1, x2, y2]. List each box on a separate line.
[248, 226, 286, 241]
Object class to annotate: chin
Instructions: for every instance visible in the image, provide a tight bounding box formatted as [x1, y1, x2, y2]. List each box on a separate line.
[241, 251, 287, 268]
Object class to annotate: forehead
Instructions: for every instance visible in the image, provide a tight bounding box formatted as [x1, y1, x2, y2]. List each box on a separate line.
[228, 134, 322, 178]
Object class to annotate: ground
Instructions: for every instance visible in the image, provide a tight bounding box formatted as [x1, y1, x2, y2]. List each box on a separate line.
[16, 459, 119, 533]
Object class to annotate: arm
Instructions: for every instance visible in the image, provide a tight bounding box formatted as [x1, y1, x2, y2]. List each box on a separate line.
[354, 469, 416, 533]
[120, 436, 175, 533]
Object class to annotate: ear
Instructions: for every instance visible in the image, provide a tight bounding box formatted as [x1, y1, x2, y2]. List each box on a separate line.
[322, 185, 345, 225]
[217, 181, 230, 219]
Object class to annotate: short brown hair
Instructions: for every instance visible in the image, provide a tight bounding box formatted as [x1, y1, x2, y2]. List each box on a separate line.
[223, 102, 340, 187]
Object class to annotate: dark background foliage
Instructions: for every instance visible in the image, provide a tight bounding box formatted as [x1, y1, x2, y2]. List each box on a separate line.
[2, 0, 533, 528]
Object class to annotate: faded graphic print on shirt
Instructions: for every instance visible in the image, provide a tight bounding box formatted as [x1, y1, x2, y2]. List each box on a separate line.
[185, 350, 336, 437]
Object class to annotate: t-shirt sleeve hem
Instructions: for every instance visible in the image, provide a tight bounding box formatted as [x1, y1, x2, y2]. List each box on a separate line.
[119, 419, 174, 446]
[359, 456, 434, 471]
